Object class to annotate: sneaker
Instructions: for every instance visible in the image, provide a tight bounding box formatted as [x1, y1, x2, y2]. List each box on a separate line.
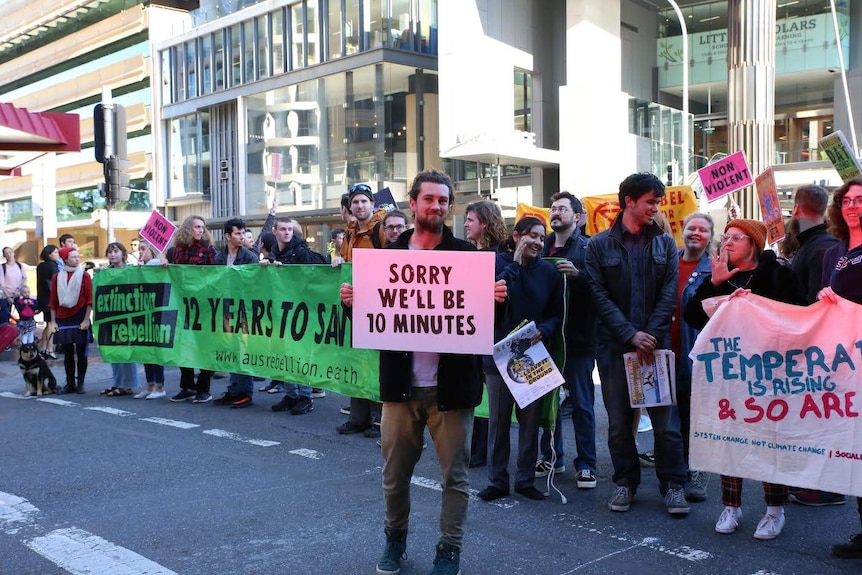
[788, 489, 846, 506]
[231, 394, 253, 408]
[535, 460, 565, 478]
[311, 388, 326, 398]
[170, 389, 196, 402]
[753, 510, 785, 540]
[638, 451, 655, 467]
[664, 485, 690, 515]
[336, 420, 368, 434]
[133, 390, 151, 399]
[290, 396, 313, 415]
[376, 530, 407, 575]
[272, 395, 298, 412]
[609, 485, 634, 512]
[429, 542, 461, 575]
[832, 533, 862, 558]
[577, 469, 597, 489]
[147, 390, 166, 400]
[192, 392, 212, 403]
[213, 392, 237, 406]
[477, 486, 509, 501]
[715, 506, 742, 534]
[684, 470, 708, 502]
[340, 405, 351, 415]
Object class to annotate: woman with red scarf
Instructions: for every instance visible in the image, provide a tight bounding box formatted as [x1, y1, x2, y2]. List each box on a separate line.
[48, 246, 93, 394]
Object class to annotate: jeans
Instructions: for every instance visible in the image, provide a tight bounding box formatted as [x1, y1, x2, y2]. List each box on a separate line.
[228, 373, 253, 396]
[144, 364, 164, 385]
[381, 387, 473, 549]
[540, 353, 597, 472]
[279, 381, 311, 399]
[485, 372, 542, 491]
[596, 343, 686, 492]
[111, 362, 139, 391]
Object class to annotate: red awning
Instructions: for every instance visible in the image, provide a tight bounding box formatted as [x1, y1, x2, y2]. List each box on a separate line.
[0, 102, 81, 175]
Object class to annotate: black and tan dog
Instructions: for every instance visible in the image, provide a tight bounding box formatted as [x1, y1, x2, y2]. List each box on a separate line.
[18, 343, 57, 396]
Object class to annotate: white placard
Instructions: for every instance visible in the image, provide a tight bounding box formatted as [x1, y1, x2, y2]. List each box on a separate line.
[492, 321, 564, 409]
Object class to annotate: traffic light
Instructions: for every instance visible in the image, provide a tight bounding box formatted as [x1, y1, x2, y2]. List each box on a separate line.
[94, 103, 129, 204]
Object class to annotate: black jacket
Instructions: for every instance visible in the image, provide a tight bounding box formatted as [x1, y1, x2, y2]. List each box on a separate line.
[543, 230, 597, 354]
[214, 245, 259, 266]
[683, 250, 805, 331]
[585, 217, 678, 349]
[270, 237, 319, 265]
[790, 222, 838, 303]
[378, 225, 484, 410]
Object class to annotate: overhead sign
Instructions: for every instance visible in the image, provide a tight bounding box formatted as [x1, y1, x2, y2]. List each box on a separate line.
[755, 167, 785, 245]
[351, 249, 496, 354]
[697, 150, 753, 202]
[140, 210, 177, 253]
[819, 130, 862, 183]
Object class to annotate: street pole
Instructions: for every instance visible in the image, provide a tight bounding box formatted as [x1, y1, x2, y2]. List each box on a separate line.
[667, 0, 689, 185]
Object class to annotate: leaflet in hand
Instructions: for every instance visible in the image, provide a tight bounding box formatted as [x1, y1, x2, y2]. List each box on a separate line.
[492, 321, 564, 409]
[624, 349, 676, 408]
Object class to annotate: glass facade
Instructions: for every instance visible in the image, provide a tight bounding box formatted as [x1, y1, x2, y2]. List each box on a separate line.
[169, 113, 211, 197]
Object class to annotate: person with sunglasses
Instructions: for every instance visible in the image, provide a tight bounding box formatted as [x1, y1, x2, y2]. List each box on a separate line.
[684, 218, 804, 540]
[332, 183, 389, 438]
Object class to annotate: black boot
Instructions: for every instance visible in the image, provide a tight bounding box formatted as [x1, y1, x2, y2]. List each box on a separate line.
[75, 378, 85, 394]
[59, 379, 76, 394]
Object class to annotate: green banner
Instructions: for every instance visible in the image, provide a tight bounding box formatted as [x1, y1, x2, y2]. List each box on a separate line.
[92, 264, 381, 401]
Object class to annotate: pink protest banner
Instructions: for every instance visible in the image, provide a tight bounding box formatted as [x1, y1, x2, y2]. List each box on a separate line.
[697, 150, 753, 202]
[351, 249, 496, 354]
[755, 166, 785, 245]
[140, 210, 178, 253]
[690, 294, 862, 497]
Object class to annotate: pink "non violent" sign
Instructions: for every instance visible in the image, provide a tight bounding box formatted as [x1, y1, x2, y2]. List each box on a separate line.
[140, 210, 177, 253]
[351, 249, 496, 355]
[698, 150, 753, 202]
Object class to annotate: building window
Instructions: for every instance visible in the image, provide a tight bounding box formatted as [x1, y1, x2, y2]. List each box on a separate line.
[230, 24, 241, 87]
[273, 8, 286, 74]
[328, 0, 343, 60]
[201, 34, 213, 95]
[514, 69, 531, 132]
[243, 19, 255, 83]
[257, 15, 271, 80]
[214, 29, 226, 91]
[168, 113, 211, 198]
[292, 3, 305, 69]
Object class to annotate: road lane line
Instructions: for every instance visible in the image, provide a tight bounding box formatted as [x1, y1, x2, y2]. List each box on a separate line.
[35, 397, 79, 407]
[139, 417, 200, 429]
[289, 448, 322, 460]
[0, 491, 39, 533]
[410, 475, 516, 509]
[27, 527, 178, 575]
[203, 428, 280, 447]
[85, 406, 136, 417]
[0, 391, 30, 400]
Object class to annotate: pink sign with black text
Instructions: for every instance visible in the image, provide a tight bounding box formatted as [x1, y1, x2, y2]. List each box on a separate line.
[698, 150, 753, 202]
[140, 210, 178, 253]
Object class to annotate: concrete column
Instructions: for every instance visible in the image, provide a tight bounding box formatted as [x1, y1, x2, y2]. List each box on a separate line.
[559, 0, 635, 196]
[726, 0, 776, 219]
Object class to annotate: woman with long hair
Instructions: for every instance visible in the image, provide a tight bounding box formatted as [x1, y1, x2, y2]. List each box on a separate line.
[478, 216, 564, 501]
[817, 177, 862, 559]
[463, 200, 508, 468]
[166, 215, 218, 403]
[49, 246, 93, 394]
[100, 242, 140, 397]
[36, 244, 61, 358]
[684, 219, 804, 540]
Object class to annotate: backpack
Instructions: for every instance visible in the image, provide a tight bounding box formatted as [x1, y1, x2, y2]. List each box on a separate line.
[344, 221, 385, 251]
[306, 249, 329, 264]
[2, 262, 22, 275]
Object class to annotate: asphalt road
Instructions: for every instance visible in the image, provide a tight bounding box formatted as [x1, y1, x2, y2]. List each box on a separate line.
[0, 350, 857, 575]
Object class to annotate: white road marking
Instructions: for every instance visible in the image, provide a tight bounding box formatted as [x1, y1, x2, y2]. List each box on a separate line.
[0, 492, 176, 574]
[27, 527, 178, 575]
[560, 539, 655, 573]
[551, 514, 712, 566]
[203, 428, 280, 447]
[289, 448, 322, 460]
[139, 417, 200, 429]
[0, 391, 30, 399]
[410, 475, 516, 509]
[35, 397, 79, 407]
[85, 406, 136, 417]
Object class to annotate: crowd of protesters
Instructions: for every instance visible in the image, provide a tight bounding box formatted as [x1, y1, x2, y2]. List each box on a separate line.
[8, 171, 861, 574]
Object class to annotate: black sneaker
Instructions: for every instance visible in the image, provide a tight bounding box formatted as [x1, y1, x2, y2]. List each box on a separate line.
[231, 394, 253, 408]
[170, 389, 196, 402]
[337, 420, 368, 434]
[290, 396, 313, 415]
[213, 392, 236, 406]
[192, 392, 212, 403]
[788, 489, 846, 506]
[272, 395, 298, 412]
[833, 533, 862, 558]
